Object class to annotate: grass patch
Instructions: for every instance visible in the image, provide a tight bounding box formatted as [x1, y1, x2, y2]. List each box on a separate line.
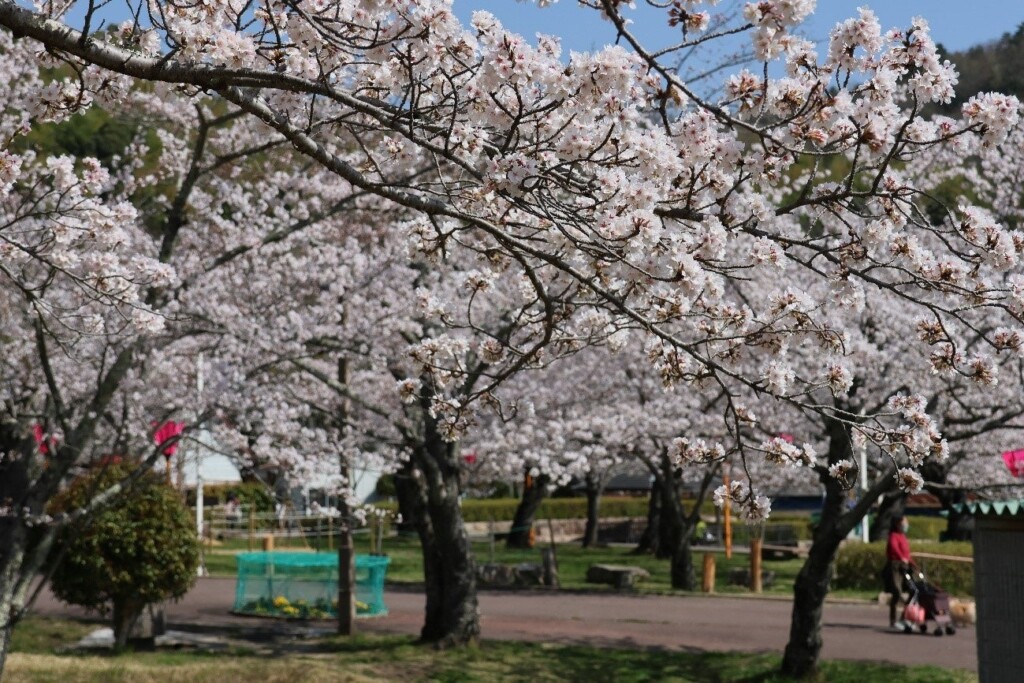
[9, 616, 98, 655]
[203, 535, 878, 599]
[6, 622, 976, 683]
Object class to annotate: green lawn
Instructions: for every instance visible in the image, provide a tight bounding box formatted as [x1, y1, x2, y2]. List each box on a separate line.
[7, 617, 976, 683]
[201, 535, 879, 601]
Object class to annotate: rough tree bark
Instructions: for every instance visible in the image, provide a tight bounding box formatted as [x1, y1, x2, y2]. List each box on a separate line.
[658, 462, 694, 589]
[336, 356, 355, 636]
[393, 459, 424, 534]
[407, 386, 480, 647]
[633, 478, 662, 555]
[0, 426, 59, 673]
[920, 460, 973, 541]
[582, 471, 604, 549]
[111, 598, 143, 650]
[781, 410, 896, 679]
[868, 490, 907, 542]
[661, 454, 719, 591]
[505, 472, 549, 549]
[935, 488, 973, 541]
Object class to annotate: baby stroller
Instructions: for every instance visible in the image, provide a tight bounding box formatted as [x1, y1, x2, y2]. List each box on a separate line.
[902, 569, 956, 636]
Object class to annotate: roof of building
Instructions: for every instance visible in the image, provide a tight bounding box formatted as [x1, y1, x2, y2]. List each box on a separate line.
[956, 498, 1024, 518]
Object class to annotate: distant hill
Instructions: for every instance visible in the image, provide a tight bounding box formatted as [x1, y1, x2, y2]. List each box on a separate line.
[938, 23, 1024, 111]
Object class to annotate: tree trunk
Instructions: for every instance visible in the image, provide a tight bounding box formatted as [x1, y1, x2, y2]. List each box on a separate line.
[782, 527, 843, 679]
[0, 605, 10, 677]
[781, 441, 849, 679]
[414, 451, 480, 646]
[336, 525, 355, 635]
[506, 472, 548, 549]
[0, 432, 49, 677]
[633, 477, 662, 555]
[655, 477, 679, 560]
[657, 455, 695, 590]
[394, 460, 423, 535]
[112, 598, 143, 650]
[0, 523, 25, 676]
[670, 534, 696, 590]
[938, 489, 973, 541]
[582, 475, 603, 549]
[409, 392, 480, 647]
[781, 412, 893, 679]
[920, 461, 972, 541]
[869, 490, 906, 542]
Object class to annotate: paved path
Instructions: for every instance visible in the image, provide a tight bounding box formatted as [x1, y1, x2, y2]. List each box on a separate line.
[31, 578, 976, 672]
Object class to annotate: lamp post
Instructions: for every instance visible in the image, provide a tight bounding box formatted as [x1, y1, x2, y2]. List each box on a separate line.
[859, 439, 870, 543]
[195, 353, 207, 577]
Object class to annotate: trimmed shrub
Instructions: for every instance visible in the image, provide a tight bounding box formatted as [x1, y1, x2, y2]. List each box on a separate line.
[833, 540, 973, 596]
[49, 461, 200, 647]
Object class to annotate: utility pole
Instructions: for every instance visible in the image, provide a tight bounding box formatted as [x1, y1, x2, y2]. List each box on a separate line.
[196, 353, 207, 576]
[337, 353, 355, 636]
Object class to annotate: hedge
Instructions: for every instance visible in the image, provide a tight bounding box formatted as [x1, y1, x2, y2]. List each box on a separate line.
[833, 540, 974, 597]
[903, 515, 947, 541]
[375, 496, 816, 539]
[433, 500, 941, 541]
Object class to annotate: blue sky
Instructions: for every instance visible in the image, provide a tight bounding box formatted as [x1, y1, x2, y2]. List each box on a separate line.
[456, 1, 1024, 54]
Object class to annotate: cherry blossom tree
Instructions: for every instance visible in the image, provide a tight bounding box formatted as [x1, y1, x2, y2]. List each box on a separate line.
[0, 36, 181, 669]
[2, 0, 1020, 470]
[3, 0, 1024, 675]
[0, 49, 382, 667]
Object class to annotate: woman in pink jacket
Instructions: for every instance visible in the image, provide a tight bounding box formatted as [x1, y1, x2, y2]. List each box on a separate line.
[883, 516, 913, 630]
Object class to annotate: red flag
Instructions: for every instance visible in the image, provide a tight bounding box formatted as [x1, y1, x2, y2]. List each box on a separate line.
[32, 424, 54, 455]
[153, 421, 185, 458]
[1002, 449, 1024, 478]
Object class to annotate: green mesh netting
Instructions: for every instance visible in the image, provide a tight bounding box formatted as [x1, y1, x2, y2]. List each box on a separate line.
[233, 552, 390, 618]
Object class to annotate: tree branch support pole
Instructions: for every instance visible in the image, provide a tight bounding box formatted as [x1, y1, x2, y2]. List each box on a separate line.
[702, 553, 716, 593]
[488, 517, 495, 564]
[750, 534, 763, 593]
[543, 518, 559, 588]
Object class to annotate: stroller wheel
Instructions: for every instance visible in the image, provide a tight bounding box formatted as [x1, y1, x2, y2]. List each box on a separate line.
[934, 627, 944, 637]
[902, 623, 913, 634]
[945, 625, 956, 636]
[918, 623, 928, 634]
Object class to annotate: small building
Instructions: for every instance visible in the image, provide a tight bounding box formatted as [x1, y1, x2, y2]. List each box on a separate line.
[960, 498, 1024, 683]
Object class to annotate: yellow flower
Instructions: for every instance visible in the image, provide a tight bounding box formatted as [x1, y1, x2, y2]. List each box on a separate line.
[273, 595, 290, 608]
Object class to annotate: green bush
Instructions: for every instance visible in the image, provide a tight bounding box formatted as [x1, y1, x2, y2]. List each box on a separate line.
[833, 541, 973, 596]
[904, 515, 946, 541]
[49, 461, 200, 647]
